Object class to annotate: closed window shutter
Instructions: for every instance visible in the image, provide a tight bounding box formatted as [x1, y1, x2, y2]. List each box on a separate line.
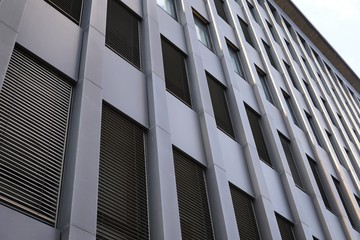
[207, 74, 235, 138]
[0, 46, 73, 226]
[106, 0, 141, 69]
[276, 214, 296, 240]
[173, 148, 214, 240]
[96, 104, 148, 240]
[45, 0, 83, 23]
[161, 37, 191, 106]
[229, 184, 260, 240]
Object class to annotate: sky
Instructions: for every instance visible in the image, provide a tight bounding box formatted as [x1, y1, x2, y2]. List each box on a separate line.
[291, 0, 360, 78]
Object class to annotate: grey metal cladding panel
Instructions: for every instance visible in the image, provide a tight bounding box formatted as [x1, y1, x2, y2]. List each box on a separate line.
[17, 0, 82, 80]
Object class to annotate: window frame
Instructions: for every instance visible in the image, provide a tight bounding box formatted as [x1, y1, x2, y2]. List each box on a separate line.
[193, 12, 214, 51]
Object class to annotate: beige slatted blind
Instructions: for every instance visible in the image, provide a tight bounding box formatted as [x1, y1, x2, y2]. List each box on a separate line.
[0, 46, 73, 226]
[96, 104, 148, 240]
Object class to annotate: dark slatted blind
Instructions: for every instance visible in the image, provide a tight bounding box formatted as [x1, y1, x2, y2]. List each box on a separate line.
[106, 0, 141, 69]
[161, 37, 191, 106]
[214, 0, 228, 22]
[239, 18, 254, 47]
[245, 106, 272, 166]
[173, 148, 214, 240]
[96, 104, 148, 240]
[278, 133, 304, 189]
[229, 184, 260, 240]
[45, 0, 83, 23]
[308, 157, 331, 210]
[276, 214, 296, 240]
[207, 74, 235, 139]
[0, 46, 72, 226]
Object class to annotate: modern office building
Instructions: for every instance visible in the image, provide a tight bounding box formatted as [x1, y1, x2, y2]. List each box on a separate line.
[0, 0, 359, 239]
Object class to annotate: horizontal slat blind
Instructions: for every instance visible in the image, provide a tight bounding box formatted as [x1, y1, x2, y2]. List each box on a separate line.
[173, 148, 214, 240]
[106, 0, 141, 69]
[229, 184, 260, 240]
[0, 46, 72, 226]
[276, 214, 296, 240]
[161, 37, 191, 106]
[96, 104, 148, 240]
[45, 0, 83, 23]
[206, 74, 235, 138]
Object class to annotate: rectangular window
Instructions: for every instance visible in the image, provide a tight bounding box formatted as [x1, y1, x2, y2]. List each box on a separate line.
[45, 0, 83, 23]
[282, 91, 300, 127]
[230, 184, 260, 240]
[284, 39, 297, 63]
[173, 148, 214, 240]
[302, 57, 315, 79]
[246, 106, 272, 166]
[303, 80, 319, 109]
[332, 177, 356, 228]
[96, 104, 148, 239]
[321, 98, 337, 126]
[157, 0, 177, 20]
[0, 46, 73, 226]
[276, 213, 296, 240]
[305, 112, 323, 147]
[262, 40, 277, 70]
[355, 195, 360, 208]
[257, 68, 275, 105]
[247, 2, 258, 22]
[337, 114, 353, 142]
[161, 37, 191, 106]
[214, 0, 228, 22]
[267, 21, 277, 43]
[279, 133, 304, 189]
[227, 41, 246, 79]
[207, 74, 235, 138]
[308, 156, 332, 210]
[239, 18, 255, 48]
[106, 0, 141, 69]
[283, 61, 298, 89]
[326, 131, 344, 166]
[194, 13, 213, 51]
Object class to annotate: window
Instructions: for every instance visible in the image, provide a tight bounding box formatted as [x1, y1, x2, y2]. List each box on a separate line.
[321, 98, 337, 126]
[214, 0, 228, 22]
[173, 148, 214, 240]
[276, 213, 296, 240]
[326, 131, 344, 166]
[207, 74, 235, 138]
[337, 114, 353, 142]
[161, 37, 191, 106]
[246, 106, 272, 166]
[45, 0, 83, 23]
[282, 91, 300, 127]
[194, 14, 214, 50]
[332, 177, 356, 228]
[157, 0, 177, 20]
[262, 40, 277, 70]
[0, 46, 72, 226]
[308, 156, 332, 210]
[230, 184, 260, 240]
[283, 61, 298, 89]
[284, 39, 297, 63]
[355, 195, 360, 208]
[96, 104, 148, 239]
[257, 68, 275, 105]
[279, 133, 304, 189]
[344, 149, 359, 180]
[239, 18, 255, 47]
[227, 41, 246, 79]
[305, 112, 323, 147]
[106, 0, 141, 69]
[267, 21, 277, 42]
[302, 57, 315, 79]
[247, 2, 258, 22]
[303, 80, 319, 109]
[268, 2, 281, 25]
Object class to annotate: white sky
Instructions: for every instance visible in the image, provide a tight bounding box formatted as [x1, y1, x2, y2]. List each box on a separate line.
[291, 0, 360, 78]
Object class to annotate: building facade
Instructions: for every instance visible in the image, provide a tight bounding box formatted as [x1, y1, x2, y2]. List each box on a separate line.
[0, 0, 359, 239]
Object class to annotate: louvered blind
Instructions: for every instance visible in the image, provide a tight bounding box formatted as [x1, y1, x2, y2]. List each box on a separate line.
[279, 134, 304, 189]
[214, 0, 228, 22]
[173, 148, 214, 240]
[245, 106, 272, 166]
[161, 37, 191, 106]
[96, 104, 148, 240]
[229, 184, 260, 240]
[45, 0, 83, 23]
[106, 0, 141, 69]
[276, 214, 296, 240]
[0, 46, 72, 226]
[207, 74, 235, 139]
